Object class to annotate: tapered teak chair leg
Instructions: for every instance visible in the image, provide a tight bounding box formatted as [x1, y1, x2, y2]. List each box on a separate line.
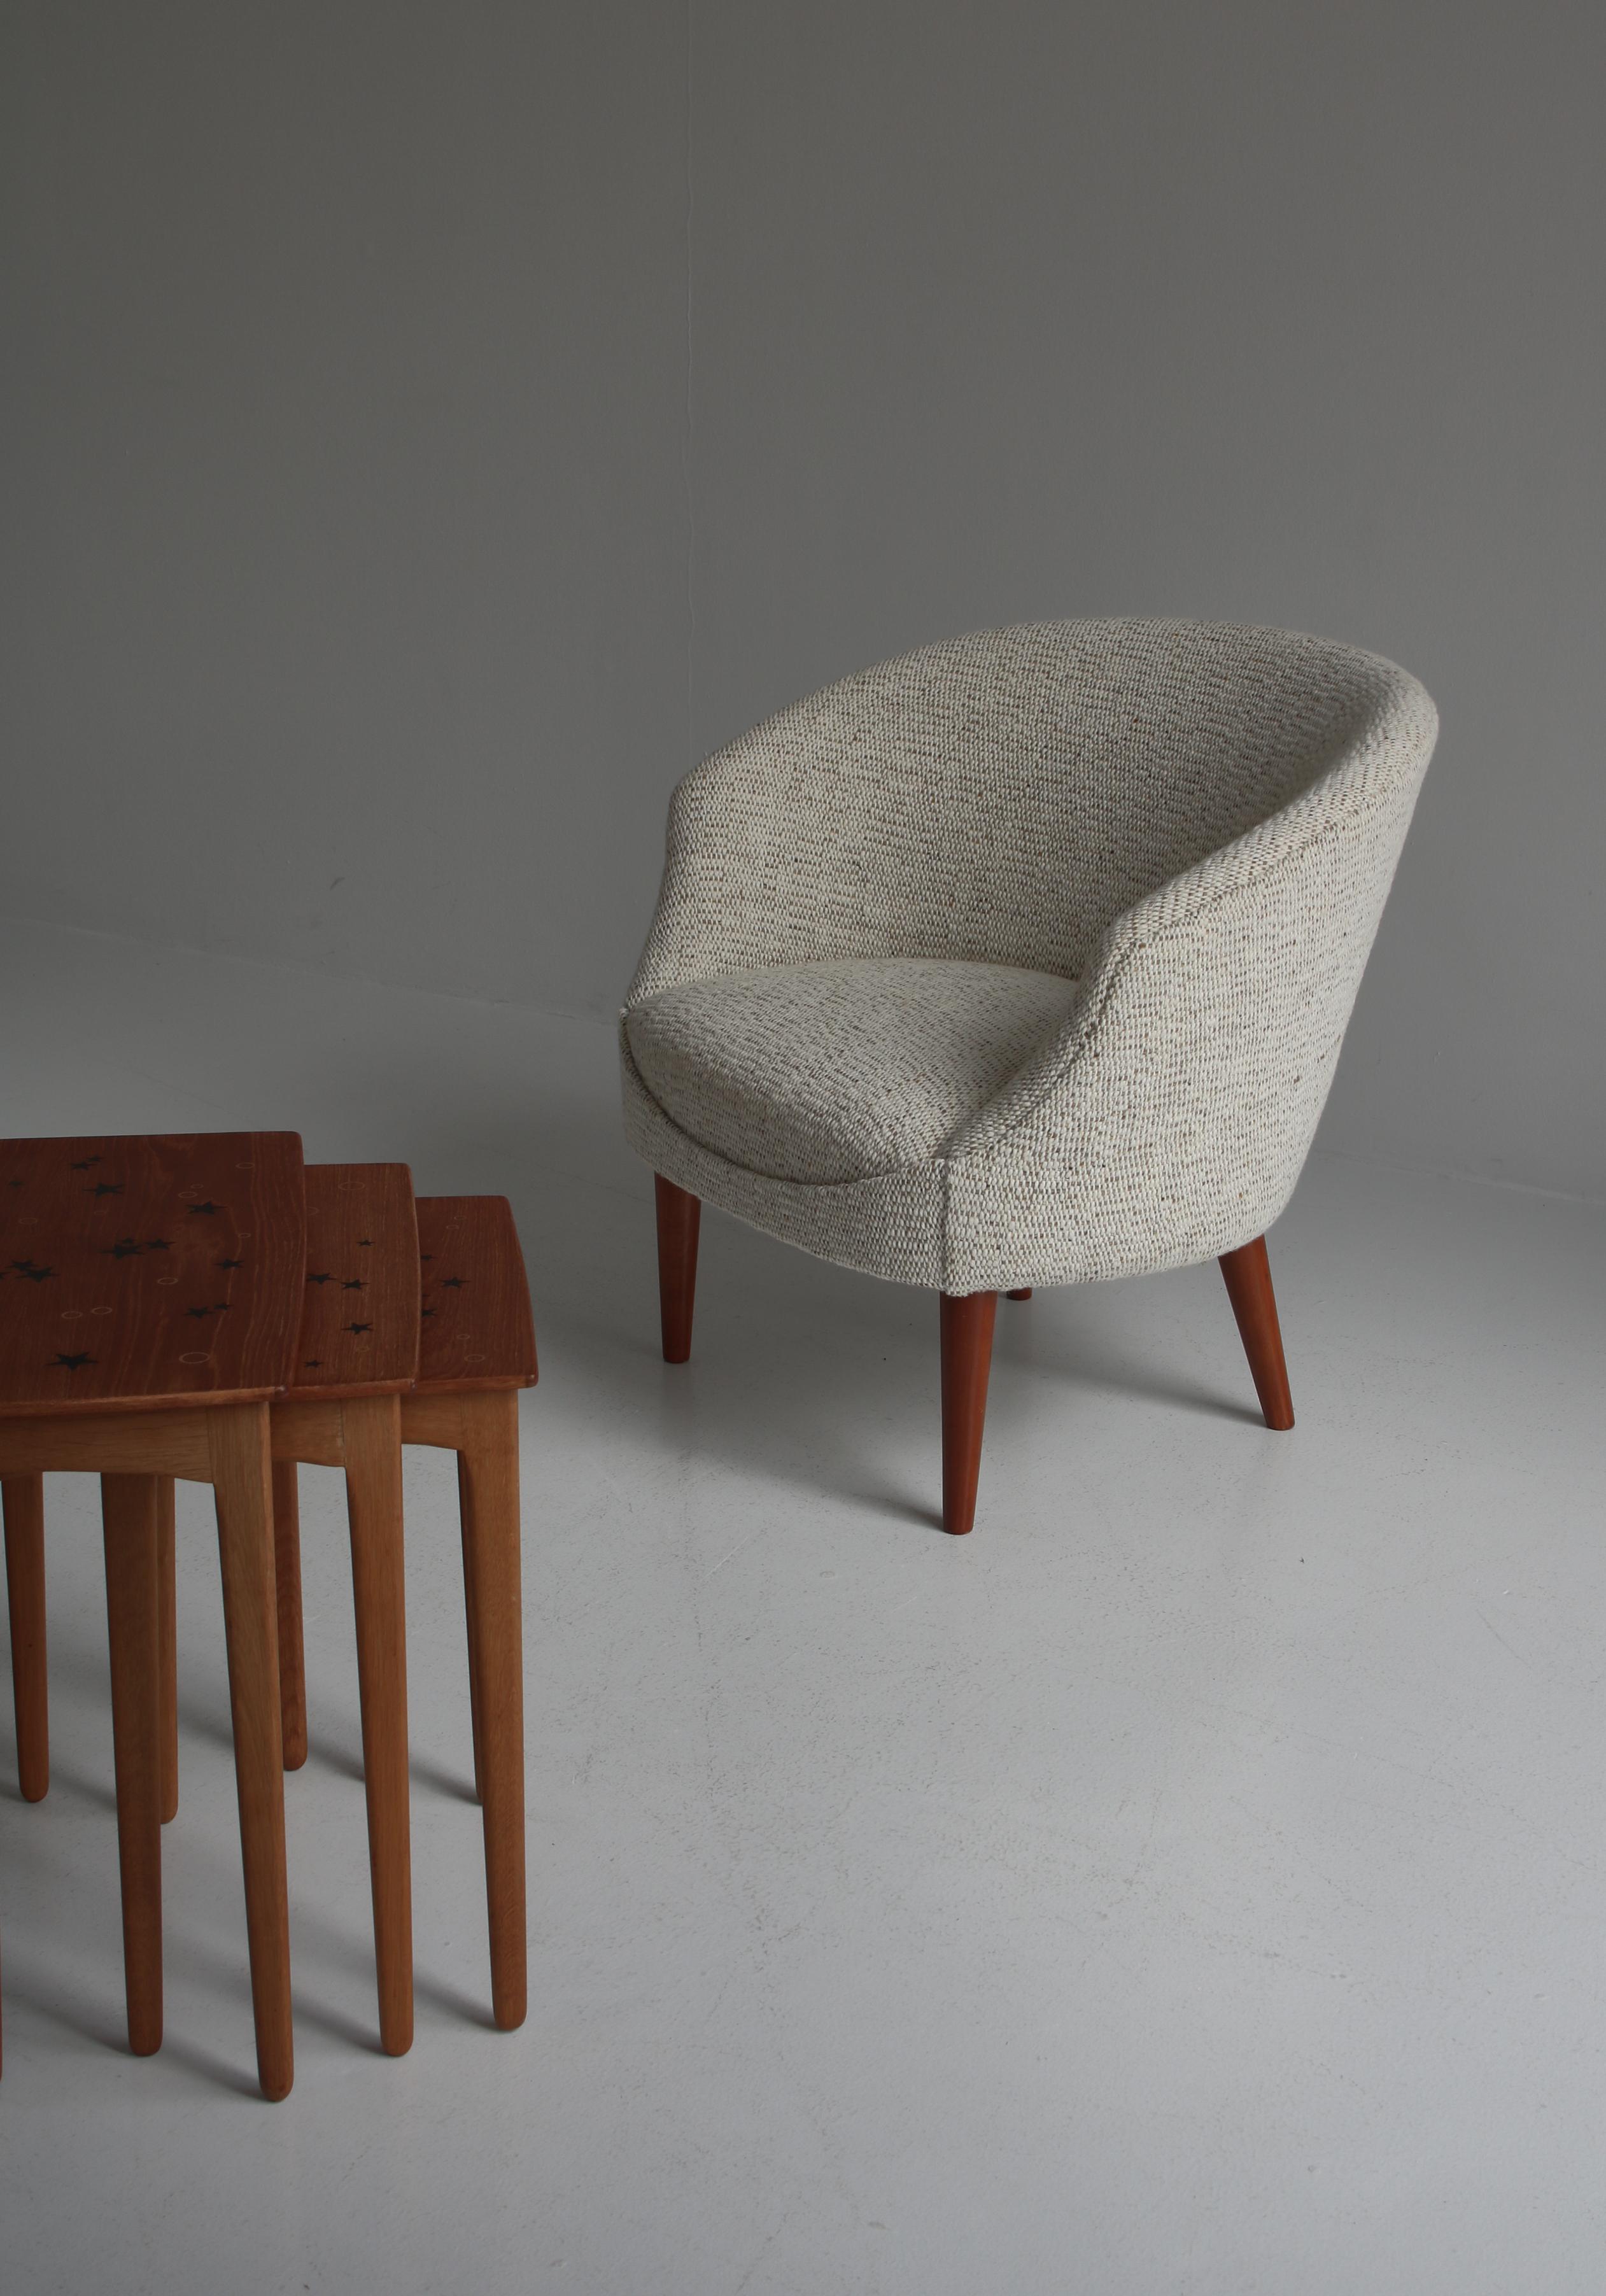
[272, 1458, 308, 1771]
[101, 1474, 164, 2056]
[940, 1291, 999, 1535]
[342, 1395, 412, 2057]
[654, 1175, 701, 1363]
[1218, 1234, 1295, 1430]
[457, 1388, 526, 2031]
[3, 1474, 48, 1803]
[1006, 1288, 1032, 1301]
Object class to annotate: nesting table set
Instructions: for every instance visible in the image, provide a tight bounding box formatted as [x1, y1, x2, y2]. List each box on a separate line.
[0, 1132, 537, 2097]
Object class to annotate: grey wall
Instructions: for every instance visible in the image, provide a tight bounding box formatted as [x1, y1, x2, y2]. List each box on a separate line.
[5, 3, 1603, 1197]
[1, 2, 687, 1012]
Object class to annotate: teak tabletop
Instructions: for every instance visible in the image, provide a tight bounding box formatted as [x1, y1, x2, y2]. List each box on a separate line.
[414, 1195, 539, 1393]
[0, 1132, 305, 1416]
[290, 1162, 419, 1398]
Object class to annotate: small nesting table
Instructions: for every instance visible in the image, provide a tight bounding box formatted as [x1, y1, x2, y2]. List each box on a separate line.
[267, 1174, 537, 2043]
[0, 1131, 304, 2099]
[271, 1185, 537, 2038]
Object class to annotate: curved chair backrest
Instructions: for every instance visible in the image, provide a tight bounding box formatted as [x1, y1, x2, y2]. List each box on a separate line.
[631, 619, 1433, 1001]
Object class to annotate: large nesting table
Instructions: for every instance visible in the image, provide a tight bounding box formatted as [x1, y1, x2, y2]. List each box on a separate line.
[0, 1132, 303, 2099]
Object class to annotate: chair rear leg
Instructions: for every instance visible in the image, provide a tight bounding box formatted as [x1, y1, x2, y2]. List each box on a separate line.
[940, 1292, 998, 1535]
[1218, 1235, 1295, 1430]
[654, 1175, 701, 1364]
[3, 1475, 48, 1803]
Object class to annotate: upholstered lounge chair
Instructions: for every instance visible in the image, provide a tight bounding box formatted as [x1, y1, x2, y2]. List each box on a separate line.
[621, 619, 1437, 1532]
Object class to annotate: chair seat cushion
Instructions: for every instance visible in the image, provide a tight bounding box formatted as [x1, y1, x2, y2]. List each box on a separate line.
[625, 957, 1082, 1186]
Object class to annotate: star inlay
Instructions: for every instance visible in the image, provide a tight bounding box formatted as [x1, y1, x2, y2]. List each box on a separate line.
[88, 1181, 123, 1198]
[70, 1157, 101, 1171]
[342, 1278, 365, 1291]
[304, 1360, 323, 1370]
[14, 1262, 55, 1283]
[52, 1352, 94, 1372]
[346, 1321, 372, 1335]
[358, 1239, 372, 1247]
[306, 1272, 334, 1285]
[187, 1201, 221, 1215]
[104, 1237, 144, 1260]
[440, 1276, 467, 1289]
[146, 1238, 172, 1251]
[216, 1257, 243, 1270]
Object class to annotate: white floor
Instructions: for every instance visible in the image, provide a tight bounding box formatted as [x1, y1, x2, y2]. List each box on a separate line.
[1, 916, 1604, 2296]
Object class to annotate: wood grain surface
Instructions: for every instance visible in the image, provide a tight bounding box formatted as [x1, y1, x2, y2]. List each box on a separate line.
[0, 1134, 305, 1417]
[288, 1164, 419, 1398]
[413, 1197, 537, 1392]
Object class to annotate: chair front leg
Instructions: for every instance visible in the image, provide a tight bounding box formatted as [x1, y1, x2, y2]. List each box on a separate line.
[940, 1291, 998, 1535]
[1218, 1235, 1295, 1430]
[654, 1174, 701, 1363]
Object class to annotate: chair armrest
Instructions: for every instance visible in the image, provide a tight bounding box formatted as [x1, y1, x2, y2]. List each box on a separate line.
[940, 715, 1435, 1284]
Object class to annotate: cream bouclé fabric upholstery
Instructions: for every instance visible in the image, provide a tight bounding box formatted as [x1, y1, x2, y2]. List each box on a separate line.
[628, 957, 1084, 1186]
[621, 619, 1438, 1293]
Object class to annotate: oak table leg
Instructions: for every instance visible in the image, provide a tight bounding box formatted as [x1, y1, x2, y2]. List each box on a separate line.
[1218, 1235, 1295, 1431]
[654, 1174, 701, 1364]
[101, 1474, 164, 2055]
[940, 1291, 999, 1536]
[342, 1395, 413, 2057]
[3, 1474, 48, 1803]
[209, 1404, 293, 2101]
[156, 1477, 178, 1824]
[272, 1459, 308, 1771]
[458, 1389, 526, 2031]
